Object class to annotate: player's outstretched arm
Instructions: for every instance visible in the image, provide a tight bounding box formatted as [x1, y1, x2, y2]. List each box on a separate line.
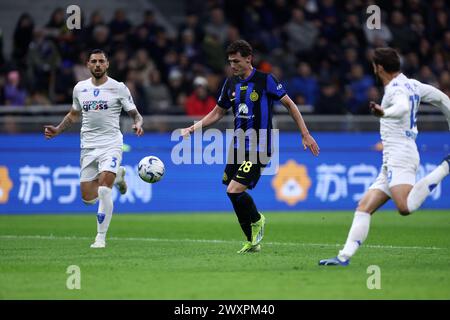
[127, 109, 144, 136]
[180, 105, 227, 137]
[416, 82, 450, 130]
[44, 109, 80, 139]
[280, 95, 320, 156]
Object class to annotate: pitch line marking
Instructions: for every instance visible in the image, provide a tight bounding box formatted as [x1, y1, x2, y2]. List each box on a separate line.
[0, 235, 445, 250]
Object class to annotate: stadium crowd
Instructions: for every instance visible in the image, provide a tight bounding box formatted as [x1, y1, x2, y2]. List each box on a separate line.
[0, 0, 449, 115]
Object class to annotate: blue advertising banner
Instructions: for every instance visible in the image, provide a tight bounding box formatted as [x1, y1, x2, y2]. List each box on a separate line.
[0, 132, 448, 214]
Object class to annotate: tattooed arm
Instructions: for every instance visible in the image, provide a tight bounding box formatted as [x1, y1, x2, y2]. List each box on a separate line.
[44, 109, 80, 139]
[127, 109, 144, 136]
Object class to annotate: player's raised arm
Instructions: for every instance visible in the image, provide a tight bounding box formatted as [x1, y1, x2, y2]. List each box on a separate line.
[44, 109, 80, 139]
[180, 105, 227, 137]
[370, 91, 409, 118]
[127, 109, 144, 136]
[416, 82, 450, 130]
[280, 95, 320, 156]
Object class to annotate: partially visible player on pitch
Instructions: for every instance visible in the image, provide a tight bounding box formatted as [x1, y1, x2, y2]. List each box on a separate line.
[320, 47, 450, 266]
[44, 49, 144, 248]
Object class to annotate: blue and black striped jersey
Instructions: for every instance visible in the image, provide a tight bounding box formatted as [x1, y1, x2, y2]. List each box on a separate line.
[217, 69, 287, 154]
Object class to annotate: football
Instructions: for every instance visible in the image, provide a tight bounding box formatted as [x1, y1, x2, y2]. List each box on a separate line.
[138, 156, 165, 183]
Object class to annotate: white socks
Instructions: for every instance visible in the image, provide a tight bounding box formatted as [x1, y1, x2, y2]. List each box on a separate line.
[407, 161, 449, 213]
[96, 186, 113, 239]
[338, 211, 371, 261]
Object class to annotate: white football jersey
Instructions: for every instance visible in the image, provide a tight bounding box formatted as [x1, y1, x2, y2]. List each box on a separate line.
[72, 77, 136, 148]
[380, 73, 450, 145]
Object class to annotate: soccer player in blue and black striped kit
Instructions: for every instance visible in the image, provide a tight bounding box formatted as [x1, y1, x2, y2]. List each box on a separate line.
[181, 40, 319, 253]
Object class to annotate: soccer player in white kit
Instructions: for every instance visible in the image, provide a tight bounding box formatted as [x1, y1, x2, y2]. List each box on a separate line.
[44, 49, 144, 248]
[319, 48, 450, 266]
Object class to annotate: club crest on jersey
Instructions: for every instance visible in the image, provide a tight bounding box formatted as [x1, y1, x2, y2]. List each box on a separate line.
[250, 90, 259, 102]
[93, 89, 100, 97]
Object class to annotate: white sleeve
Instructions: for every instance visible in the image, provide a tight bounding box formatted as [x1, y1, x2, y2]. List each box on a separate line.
[383, 90, 409, 118]
[71, 85, 81, 111]
[417, 82, 450, 130]
[119, 83, 137, 112]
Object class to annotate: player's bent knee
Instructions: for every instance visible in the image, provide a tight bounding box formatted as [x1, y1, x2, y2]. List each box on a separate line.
[82, 197, 98, 205]
[398, 209, 411, 216]
[226, 184, 245, 194]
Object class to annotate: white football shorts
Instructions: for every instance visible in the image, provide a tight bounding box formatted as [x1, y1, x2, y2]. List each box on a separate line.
[369, 144, 419, 197]
[80, 145, 123, 182]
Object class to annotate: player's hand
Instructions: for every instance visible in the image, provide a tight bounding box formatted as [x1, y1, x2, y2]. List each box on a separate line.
[369, 101, 384, 117]
[133, 124, 144, 136]
[44, 125, 59, 139]
[302, 133, 320, 156]
[180, 126, 194, 138]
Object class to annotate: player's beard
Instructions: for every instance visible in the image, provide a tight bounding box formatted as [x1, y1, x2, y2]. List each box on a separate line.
[91, 69, 106, 79]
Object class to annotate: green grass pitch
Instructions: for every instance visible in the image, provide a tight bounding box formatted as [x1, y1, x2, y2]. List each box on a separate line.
[1, 210, 449, 299]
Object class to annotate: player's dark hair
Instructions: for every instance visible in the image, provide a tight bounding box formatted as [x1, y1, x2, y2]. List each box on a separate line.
[226, 40, 253, 57]
[372, 47, 400, 73]
[88, 49, 108, 61]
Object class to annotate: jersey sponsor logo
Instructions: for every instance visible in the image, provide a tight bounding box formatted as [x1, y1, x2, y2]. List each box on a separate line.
[236, 103, 254, 119]
[82, 100, 109, 111]
[238, 103, 248, 115]
[250, 90, 259, 102]
[271, 160, 312, 206]
[240, 86, 248, 91]
[0, 166, 13, 204]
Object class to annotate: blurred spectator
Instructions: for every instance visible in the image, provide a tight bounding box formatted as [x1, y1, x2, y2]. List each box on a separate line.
[184, 76, 216, 116]
[389, 11, 416, 53]
[284, 8, 319, 54]
[416, 66, 439, 87]
[356, 86, 382, 115]
[12, 13, 34, 70]
[73, 51, 91, 82]
[83, 10, 105, 46]
[314, 81, 346, 114]
[143, 70, 172, 114]
[346, 64, 374, 114]
[138, 10, 160, 41]
[201, 34, 226, 73]
[45, 8, 66, 40]
[0, 74, 5, 104]
[124, 71, 147, 115]
[88, 25, 111, 53]
[288, 62, 318, 106]
[27, 89, 51, 105]
[4, 71, 27, 106]
[178, 28, 201, 64]
[204, 7, 229, 45]
[109, 9, 132, 47]
[128, 49, 156, 86]
[26, 28, 61, 94]
[2, 1, 449, 114]
[178, 12, 204, 46]
[404, 52, 420, 77]
[131, 26, 152, 52]
[54, 61, 76, 104]
[168, 69, 189, 108]
[107, 48, 129, 82]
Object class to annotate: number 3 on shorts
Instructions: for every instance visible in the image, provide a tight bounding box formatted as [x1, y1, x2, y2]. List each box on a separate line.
[238, 161, 253, 173]
[111, 157, 118, 168]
